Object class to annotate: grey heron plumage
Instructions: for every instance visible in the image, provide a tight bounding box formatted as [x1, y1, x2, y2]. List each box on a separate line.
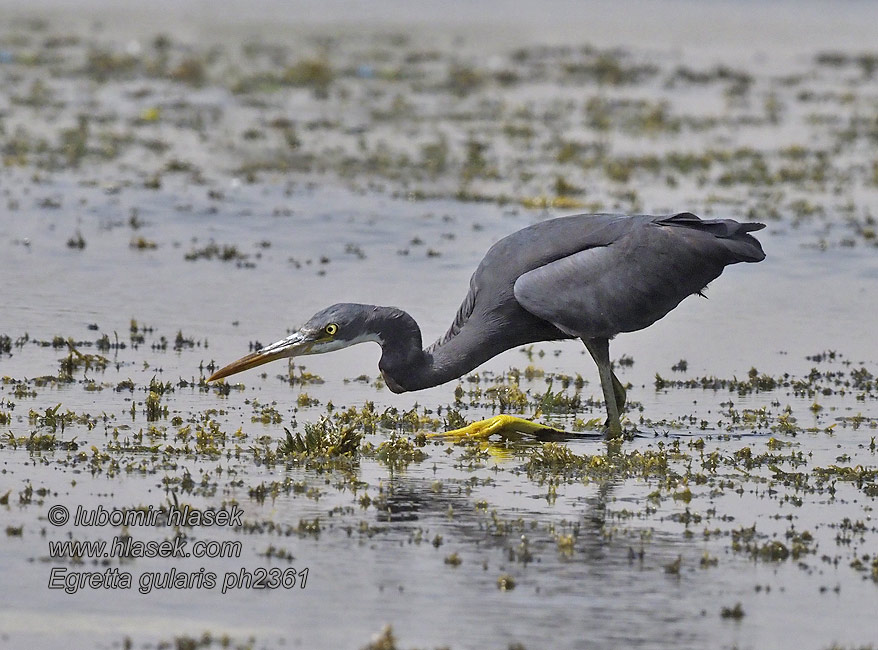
[208, 212, 765, 437]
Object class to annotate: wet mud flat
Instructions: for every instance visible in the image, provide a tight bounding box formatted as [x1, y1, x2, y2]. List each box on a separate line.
[1, 2, 878, 649]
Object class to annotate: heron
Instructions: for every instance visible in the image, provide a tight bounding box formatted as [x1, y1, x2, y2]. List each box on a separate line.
[208, 212, 765, 437]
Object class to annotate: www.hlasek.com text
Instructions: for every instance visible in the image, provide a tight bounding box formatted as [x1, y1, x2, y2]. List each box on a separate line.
[49, 533, 241, 560]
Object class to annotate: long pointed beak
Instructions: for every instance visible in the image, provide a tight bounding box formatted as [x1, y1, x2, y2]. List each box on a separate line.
[207, 331, 315, 382]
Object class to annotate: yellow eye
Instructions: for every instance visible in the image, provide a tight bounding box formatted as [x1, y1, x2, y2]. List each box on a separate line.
[325, 323, 338, 336]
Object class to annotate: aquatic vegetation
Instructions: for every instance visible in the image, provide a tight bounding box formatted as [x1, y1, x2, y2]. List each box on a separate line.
[4, 431, 79, 451]
[496, 574, 516, 590]
[561, 48, 658, 85]
[278, 418, 362, 458]
[720, 602, 745, 620]
[282, 58, 333, 89]
[537, 382, 582, 414]
[58, 342, 109, 381]
[362, 625, 399, 650]
[373, 433, 428, 468]
[28, 403, 72, 433]
[527, 441, 675, 483]
[184, 242, 250, 264]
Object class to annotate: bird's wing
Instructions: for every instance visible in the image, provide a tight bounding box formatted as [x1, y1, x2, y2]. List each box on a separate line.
[512, 216, 734, 339]
[513, 245, 635, 339]
[426, 214, 628, 353]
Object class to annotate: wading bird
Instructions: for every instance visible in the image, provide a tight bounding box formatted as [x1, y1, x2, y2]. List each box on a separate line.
[208, 212, 765, 437]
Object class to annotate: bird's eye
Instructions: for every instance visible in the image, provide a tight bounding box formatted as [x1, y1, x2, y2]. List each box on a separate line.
[325, 323, 338, 336]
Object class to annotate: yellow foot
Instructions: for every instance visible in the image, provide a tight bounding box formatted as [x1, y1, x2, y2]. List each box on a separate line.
[428, 414, 566, 441]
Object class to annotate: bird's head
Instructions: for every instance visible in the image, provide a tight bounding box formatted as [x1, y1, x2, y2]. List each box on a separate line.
[207, 303, 382, 382]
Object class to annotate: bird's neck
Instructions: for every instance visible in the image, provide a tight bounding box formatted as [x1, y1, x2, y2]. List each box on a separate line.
[369, 307, 425, 392]
[370, 306, 497, 393]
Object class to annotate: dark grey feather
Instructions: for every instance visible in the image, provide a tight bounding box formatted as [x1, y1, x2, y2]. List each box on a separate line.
[425, 274, 478, 354]
[512, 212, 764, 339]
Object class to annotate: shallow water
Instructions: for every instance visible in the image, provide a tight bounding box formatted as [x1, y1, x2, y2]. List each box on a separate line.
[1, 3, 878, 649]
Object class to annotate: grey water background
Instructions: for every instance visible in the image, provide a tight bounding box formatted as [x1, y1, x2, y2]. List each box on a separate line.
[1, 1, 877, 649]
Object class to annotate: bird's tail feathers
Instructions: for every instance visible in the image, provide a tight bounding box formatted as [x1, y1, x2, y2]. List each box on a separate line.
[721, 232, 765, 263]
[658, 212, 766, 263]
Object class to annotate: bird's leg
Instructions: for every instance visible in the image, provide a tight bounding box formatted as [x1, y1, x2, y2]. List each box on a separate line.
[583, 338, 623, 438]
